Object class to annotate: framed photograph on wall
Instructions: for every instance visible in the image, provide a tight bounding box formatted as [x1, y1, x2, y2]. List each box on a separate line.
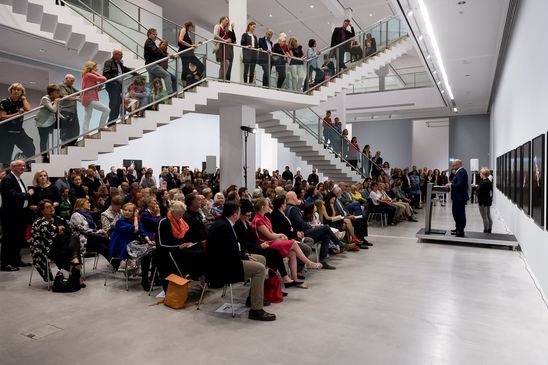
[516, 146, 523, 209]
[496, 156, 500, 191]
[510, 149, 516, 204]
[501, 154, 506, 196]
[531, 134, 544, 228]
[506, 152, 511, 197]
[523, 141, 531, 215]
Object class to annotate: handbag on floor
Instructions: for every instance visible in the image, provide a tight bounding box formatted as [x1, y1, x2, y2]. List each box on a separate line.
[164, 274, 190, 309]
[263, 269, 283, 303]
[52, 267, 81, 293]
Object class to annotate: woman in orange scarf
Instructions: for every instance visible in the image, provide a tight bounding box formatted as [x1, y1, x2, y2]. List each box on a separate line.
[157, 201, 205, 290]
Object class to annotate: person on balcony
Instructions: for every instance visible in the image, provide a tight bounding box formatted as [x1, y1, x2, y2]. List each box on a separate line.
[103, 49, 134, 123]
[288, 37, 306, 92]
[330, 19, 355, 71]
[258, 29, 274, 87]
[80, 61, 110, 132]
[213, 16, 236, 81]
[144, 28, 174, 95]
[241, 21, 259, 84]
[0, 83, 34, 163]
[306, 39, 324, 89]
[178, 21, 205, 85]
[272, 34, 289, 88]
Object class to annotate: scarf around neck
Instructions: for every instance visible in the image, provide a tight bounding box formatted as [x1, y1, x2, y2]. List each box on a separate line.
[167, 211, 189, 239]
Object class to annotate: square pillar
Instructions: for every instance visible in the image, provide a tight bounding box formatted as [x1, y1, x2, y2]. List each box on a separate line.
[229, 0, 247, 83]
[219, 105, 256, 192]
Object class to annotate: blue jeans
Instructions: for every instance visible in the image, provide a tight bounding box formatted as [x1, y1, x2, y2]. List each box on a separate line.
[304, 225, 340, 262]
[147, 64, 173, 94]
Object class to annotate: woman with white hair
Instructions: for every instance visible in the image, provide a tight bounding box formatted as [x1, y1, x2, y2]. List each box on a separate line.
[211, 192, 225, 218]
[157, 201, 206, 290]
[272, 34, 289, 88]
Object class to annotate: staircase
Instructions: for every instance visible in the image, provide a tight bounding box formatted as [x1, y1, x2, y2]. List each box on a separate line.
[0, 0, 142, 68]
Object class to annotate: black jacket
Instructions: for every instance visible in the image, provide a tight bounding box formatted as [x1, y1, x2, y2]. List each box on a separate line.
[330, 26, 355, 48]
[269, 209, 297, 239]
[476, 178, 493, 206]
[0, 172, 31, 218]
[206, 217, 247, 287]
[258, 36, 272, 64]
[102, 58, 133, 81]
[144, 38, 165, 65]
[240, 33, 259, 63]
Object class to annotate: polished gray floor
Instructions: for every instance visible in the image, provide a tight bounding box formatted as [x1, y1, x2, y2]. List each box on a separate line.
[1, 202, 548, 365]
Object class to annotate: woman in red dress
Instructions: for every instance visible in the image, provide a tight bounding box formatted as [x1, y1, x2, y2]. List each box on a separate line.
[251, 198, 322, 283]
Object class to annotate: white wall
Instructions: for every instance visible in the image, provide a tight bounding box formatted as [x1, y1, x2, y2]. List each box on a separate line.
[491, 0, 548, 294]
[91, 113, 219, 174]
[412, 118, 449, 170]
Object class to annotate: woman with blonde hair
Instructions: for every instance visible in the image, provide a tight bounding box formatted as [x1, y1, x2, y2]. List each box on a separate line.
[80, 60, 110, 131]
[0, 82, 34, 162]
[476, 167, 493, 233]
[272, 34, 289, 88]
[288, 37, 306, 91]
[30, 170, 60, 212]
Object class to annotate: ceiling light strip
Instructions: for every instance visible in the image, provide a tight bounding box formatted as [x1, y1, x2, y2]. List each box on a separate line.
[417, 0, 454, 100]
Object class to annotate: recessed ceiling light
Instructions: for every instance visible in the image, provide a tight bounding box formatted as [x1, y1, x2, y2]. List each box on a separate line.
[268, 14, 272, 17]
[457, 1, 466, 4]
[426, 54, 431, 60]
[418, 35, 423, 40]
[369, 13, 373, 17]
[310, 4, 314, 8]
[433, 70, 437, 74]
[39, 49, 46, 53]
[453, 107, 458, 112]
[407, 11, 413, 16]
[29, 81, 36, 84]
[437, 81, 441, 85]
[441, 90, 445, 93]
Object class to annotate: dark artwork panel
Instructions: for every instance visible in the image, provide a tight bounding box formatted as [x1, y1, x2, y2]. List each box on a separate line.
[496, 157, 500, 190]
[516, 146, 523, 209]
[505, 152, 510, 197]
[510, 149, 516, 204]
[531, 134, 545, 228]
[123, 159, 143, 171]
[523, 141, 531, 215]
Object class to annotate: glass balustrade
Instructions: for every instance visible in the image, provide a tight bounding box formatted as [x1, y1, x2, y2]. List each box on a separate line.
[1, 16, 406, 172]
[348, 71, 432, 94]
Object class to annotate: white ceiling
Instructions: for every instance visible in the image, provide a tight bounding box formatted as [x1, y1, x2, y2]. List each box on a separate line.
[150, 0, 395, 48]
[0, 60, 51, 92]
[400, 0, 510, 116]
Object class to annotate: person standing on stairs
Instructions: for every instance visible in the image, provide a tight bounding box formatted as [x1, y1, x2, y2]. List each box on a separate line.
[103, 49, 135, 125]
[144, 28, 175, 95]
[80, 61, 110, 132]
[0, 83, 34, 164]
[58, 74, 80, 147]
[330, 19, 355, 71]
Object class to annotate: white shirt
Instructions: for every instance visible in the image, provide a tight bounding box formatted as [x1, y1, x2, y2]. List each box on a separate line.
[369, 190, 383, 206]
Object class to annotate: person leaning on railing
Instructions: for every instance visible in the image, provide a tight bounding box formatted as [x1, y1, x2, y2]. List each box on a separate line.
[240, 21, 259, 84]
[144, 28, 174, 95]
[306, 39, 324, 88]
[213, 16, 236, 81]
[80, 61, 110, 132]
[178, 21, 205, 85]
[288, 37, 306, 92]
[0, 83, 34, 163]
[58, 74, 80, 146]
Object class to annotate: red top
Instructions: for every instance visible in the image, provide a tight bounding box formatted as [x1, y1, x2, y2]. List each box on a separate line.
[323, 116, 332, 127]
[251, 213, 273, 243]
[80, 72, 107, 107]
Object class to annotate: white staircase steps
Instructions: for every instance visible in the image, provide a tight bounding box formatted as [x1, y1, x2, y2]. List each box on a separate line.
[0, 0, 142, 68]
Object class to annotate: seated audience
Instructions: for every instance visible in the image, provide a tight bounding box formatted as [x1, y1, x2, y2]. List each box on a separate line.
[101, 195, 123, 234]
[70, 198, 111, 261]
[206, 200, 276, 321]
[30, 199, 81, 282]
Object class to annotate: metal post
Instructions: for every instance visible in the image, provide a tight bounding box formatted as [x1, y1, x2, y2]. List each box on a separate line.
[267, 51, 271, 88]
[243, 131, 248, 189]
[100, 0, 104, 34]
[317, 117, 321, 144]
[425, 182, 433, 233]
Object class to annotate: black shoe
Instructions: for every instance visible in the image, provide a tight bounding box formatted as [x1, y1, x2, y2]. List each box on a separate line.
[141, 281, 152, 292]
[456, 232, 465, 238]
[248, 309, 276, 321]
[284, 280, 304, 288]
[282, 292, 288, 297]
[450, 229, 457, 235]
[16, 261, 32, 267]
[321, 262, 336, 270]
[1, 265, 20, 272]
[358, 244, 369, 249]
[245, 296, 271, 307]
[297, 274, 306, 280]
[363, 240, 373, 246]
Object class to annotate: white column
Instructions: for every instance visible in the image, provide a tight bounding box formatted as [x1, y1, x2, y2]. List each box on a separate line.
[219, 105, 256, 192]
[229, 0, 247, 83]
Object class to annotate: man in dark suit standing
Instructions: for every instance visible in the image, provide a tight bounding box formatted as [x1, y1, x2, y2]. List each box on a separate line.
[330, 19, 355, 71]
[206, 201, 276, 321]
[103, 49, 134, 123]
[446, 159, 469, 237]
[258, 29, 274, 87]
[0, 160, 34, 271]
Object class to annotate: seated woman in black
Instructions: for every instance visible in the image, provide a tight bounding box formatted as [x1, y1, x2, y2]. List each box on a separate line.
[233, 199, 302, 288]
[157, 201, 205, 291]
[30, 199, 81, 283]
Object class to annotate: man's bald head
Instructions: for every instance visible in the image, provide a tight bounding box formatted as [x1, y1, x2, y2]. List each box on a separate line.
[452, 159, 463, 169]
[285, 191, 299, 205]
[112, 49, 123, 61]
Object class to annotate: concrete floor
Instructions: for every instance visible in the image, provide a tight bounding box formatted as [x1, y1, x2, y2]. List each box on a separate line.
[1, 202, 548, 365]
